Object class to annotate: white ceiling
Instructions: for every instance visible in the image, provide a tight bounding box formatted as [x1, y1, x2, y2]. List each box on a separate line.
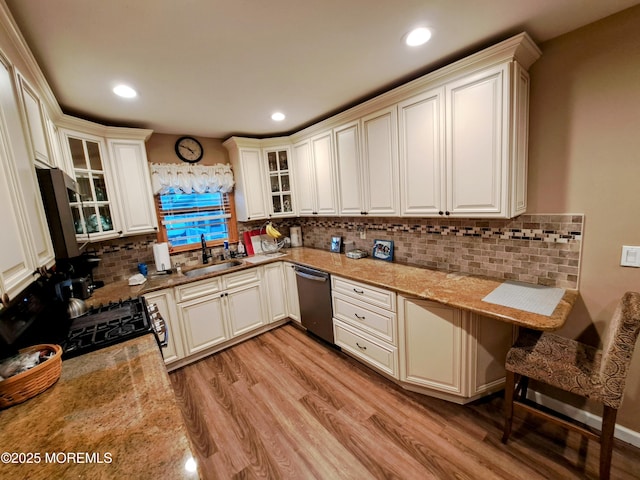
[5, 0, 640, 139]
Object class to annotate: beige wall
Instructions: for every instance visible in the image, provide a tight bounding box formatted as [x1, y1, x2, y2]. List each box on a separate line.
[145, 133, 229, 166]
[527, 5, 640, 431]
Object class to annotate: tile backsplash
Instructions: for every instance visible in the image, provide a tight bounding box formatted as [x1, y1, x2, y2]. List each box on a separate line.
[87, 214, 582, 289]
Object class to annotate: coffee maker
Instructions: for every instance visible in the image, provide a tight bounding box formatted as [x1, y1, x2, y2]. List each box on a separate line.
[54, 254, 102, 300]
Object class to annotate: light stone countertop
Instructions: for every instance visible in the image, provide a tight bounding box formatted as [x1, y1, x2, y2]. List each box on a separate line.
[0, 335, 199, 479]
[89, 247, 578, 331]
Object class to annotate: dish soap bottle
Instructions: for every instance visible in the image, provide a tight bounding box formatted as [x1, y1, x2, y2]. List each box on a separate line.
[237, 240, 245, 256]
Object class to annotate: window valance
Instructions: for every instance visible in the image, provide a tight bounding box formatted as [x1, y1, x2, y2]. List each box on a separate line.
[149, 162, 234, 195]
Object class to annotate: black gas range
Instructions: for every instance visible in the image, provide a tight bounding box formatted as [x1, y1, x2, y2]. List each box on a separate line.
[62, 297, 166, 359]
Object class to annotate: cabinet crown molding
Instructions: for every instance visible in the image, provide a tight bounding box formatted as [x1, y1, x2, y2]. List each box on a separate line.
[57, 114, 153, 141]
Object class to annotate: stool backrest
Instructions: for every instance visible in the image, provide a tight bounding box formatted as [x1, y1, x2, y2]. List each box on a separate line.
[599, 291, 640, 408]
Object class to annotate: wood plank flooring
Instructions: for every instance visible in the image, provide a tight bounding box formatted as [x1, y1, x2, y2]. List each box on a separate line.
[169, 324, 640, 479]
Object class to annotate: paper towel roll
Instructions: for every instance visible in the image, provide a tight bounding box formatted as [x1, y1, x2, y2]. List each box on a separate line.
[153, 243, 172, 272]
[290, 226, 302, 247]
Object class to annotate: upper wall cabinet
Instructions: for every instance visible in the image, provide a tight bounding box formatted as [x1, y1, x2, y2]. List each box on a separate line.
[398, 87, 444, 216]
[264, 146, 294, 218]
[335, 106, 400, 216]
[0, 57, 54, 299]
[295, 32, 540, 220]
[293, 131, 339, 216]
[398, 62, 530, 218]
[224, 138, 269, 222]
[224, 138, 297, 221]
[107, 139, 158, 235]
[16, 73, 50, 168]
[61, 130, 119, 240]
[60, 128, 156, 241]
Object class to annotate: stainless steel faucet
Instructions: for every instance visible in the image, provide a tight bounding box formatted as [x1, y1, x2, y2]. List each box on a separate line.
[201, 234, 213, 264]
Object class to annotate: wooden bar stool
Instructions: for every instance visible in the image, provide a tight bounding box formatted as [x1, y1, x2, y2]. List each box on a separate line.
[502, 291, 640, 480]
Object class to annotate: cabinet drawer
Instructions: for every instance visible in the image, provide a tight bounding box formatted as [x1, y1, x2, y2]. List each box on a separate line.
[333, 319, 398, 378]
[174, 277, 222, 303]
[331, 276, 396, 312]
[221, 267, 261, 289]
[332, 292, 396, 345]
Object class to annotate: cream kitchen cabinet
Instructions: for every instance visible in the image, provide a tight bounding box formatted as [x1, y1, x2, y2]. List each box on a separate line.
[264, 146, 294, 217]
[335, 106, 400, 216]
[398, 62, 530, 218]
[292, 131, 338, 216]
[398, 87, 444, 216]
[16, 73, 51, 168]
[224, 138, 298, 221]
[143, 288, 185, 366]
[107, 139, 158, 235]
[360, 107, 400, 216]
[332, 276, 399, 378]
[225, 139, 269, 221]
[283, 262, 300, 323]
[177, 290, 229, 355]
[398, 296, 513, 403]
[0, 55, 54, 299]
[60, 128, 156, 240]
[263, 262, 288, 323]
[61, 129, 119, 240]
[175, 267, 268, 356]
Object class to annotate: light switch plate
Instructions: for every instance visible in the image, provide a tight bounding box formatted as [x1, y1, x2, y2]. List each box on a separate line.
[621, 246, 640, 267]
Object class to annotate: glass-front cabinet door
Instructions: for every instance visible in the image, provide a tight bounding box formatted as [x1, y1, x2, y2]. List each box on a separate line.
[64, 133, 117, 239]
[264, 146, 294, 217]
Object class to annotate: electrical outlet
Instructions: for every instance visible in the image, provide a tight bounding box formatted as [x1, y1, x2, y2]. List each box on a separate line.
[360, 230, 366, 240]
[621, 246, 640, 267]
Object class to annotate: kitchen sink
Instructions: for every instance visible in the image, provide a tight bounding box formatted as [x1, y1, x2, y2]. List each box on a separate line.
[182, 260, 244, 278]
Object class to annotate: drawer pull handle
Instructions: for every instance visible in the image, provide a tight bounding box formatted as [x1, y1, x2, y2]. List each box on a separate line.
[354, 313, 365, 320]
[356, 342, 367, 351]
[353, 288, 364, 294]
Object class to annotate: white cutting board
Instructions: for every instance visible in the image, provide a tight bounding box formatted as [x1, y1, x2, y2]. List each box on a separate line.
[482, 281, 565, 316]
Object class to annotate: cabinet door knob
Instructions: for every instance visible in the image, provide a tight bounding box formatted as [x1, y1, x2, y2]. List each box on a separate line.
[438, 211, 444, 216]
[445, 211, 450, 216]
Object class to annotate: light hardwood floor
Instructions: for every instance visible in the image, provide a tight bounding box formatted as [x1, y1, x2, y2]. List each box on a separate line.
[169, 323, 640, 479]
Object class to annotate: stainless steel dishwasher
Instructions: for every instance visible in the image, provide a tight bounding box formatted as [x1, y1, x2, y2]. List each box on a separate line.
[293, 265, 334, 344]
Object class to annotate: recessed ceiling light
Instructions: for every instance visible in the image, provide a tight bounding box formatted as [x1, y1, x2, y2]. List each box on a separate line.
[271, 112, 285, 121]
[113, 84, 137, 98]
[405, 27, 432, 47]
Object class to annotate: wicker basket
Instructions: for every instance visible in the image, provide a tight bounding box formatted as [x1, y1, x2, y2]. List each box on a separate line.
[0, 344, 62, 409]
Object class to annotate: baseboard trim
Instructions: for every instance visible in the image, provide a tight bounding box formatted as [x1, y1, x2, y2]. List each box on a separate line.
[528, 390, 640, 448]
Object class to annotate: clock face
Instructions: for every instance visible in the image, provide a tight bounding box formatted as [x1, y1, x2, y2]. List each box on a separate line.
[175, 136, 203, 163]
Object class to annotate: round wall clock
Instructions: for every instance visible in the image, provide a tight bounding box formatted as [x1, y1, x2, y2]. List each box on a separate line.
[175, 136, 204, 163]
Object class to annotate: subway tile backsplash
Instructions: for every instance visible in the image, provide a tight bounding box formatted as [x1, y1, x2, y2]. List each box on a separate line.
[87, 214, 582, 289]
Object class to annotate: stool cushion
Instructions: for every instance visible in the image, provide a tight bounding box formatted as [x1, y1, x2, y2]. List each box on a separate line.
[505, 330, 605, 404]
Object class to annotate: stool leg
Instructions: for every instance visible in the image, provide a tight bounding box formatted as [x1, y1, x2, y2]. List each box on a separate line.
[502, 370, 516, 443]
[600, 406, 617, 480]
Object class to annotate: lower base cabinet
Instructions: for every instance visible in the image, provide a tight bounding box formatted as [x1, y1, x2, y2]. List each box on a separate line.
[398, 295, 513, 403]
[176, 273, 268, 356]
[264, 262, 288, 323]
[226, 282, 268, 336]
[283, 262, 300, 323]
[334, 318, 399, 378]
[143, 288, 185, 365]
[178, 293, 229, 355]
